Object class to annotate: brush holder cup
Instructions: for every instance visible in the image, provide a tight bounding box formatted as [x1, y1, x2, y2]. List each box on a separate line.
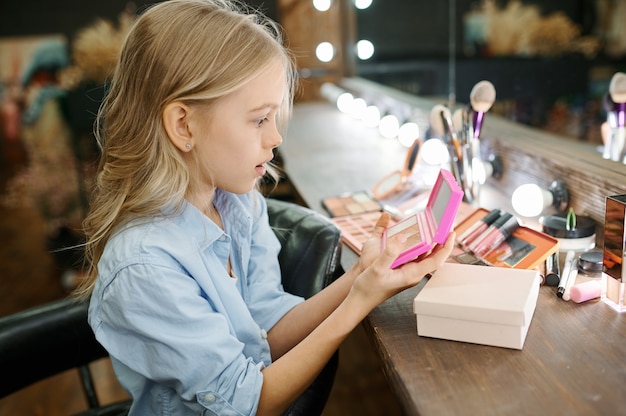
[460, 140, 483, 205]
[606, 125, 626, 162]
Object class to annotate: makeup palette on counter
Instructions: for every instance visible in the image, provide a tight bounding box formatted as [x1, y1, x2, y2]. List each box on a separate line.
[452, 208, 560, 270]
[321, 191, 382, 218]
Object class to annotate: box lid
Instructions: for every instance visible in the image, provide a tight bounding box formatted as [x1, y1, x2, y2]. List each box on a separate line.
[414, 263, 540, 326]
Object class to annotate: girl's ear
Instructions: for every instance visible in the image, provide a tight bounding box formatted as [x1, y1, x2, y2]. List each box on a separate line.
[163, 102, 194, 152]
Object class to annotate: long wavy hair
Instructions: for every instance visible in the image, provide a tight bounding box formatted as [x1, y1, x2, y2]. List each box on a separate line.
[74, 0, 296, 299]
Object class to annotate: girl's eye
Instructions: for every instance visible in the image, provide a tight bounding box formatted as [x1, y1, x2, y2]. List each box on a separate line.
[256, 117, 269, 127]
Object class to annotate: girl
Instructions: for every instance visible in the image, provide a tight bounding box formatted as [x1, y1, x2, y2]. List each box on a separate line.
[74, 1, 454, 414]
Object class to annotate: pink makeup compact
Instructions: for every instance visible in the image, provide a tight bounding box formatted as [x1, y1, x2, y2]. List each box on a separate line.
[382, 169, 463, 269]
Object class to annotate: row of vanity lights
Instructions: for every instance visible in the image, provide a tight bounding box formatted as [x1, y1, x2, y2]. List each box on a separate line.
[320, 82, 450, 166]
[313, 0, 376, 62]
[320, 82, 570, 219]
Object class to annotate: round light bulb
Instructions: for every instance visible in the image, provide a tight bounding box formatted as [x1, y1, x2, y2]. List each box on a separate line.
[312, 0, 332, 12]
[511, 183, 551, 217]
[398, 122, 420, 147]
[356, 39, 375, 60]
[421, 138, 449, 165]
[354, 0, 373, 10]
[316, 42, 334, 62]
[350, 98, 367, 119]
[362, 105, 381, 128]
[378, 115, 399, 139]
[320, 82, 345, 103]
[336, 92, 353, 113]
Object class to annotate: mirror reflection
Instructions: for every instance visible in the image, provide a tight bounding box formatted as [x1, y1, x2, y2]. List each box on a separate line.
[353, 0, 626, 153]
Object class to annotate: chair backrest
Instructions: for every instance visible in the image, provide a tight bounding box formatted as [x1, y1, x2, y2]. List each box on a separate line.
[0, 297, 106, 399]
[266, 198, 343, 298]
[266, 198, 343, 416]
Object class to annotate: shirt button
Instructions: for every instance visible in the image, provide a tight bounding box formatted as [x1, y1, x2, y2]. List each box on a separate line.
[260, 329, 268, 339]
[204, 393, 216, 403]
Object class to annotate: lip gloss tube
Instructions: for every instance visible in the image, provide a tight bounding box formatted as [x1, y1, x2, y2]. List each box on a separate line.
[467, 212, 512, 254]
[469, 213, 519, 258]
[458, 209, 501, 249]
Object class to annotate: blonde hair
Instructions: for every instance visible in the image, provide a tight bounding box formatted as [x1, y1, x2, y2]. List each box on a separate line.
[74, 0, 296, 299]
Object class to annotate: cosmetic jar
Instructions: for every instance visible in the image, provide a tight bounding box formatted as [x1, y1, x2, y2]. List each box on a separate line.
[540, 214, 596, 251]
[577, 251, 603, 278]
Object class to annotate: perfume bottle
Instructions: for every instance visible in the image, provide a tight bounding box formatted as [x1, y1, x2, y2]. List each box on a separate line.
[602, 195, 626, 312]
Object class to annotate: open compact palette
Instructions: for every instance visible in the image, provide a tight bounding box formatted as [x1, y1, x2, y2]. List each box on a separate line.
[331, 180, 480, 257]
[451, 208, 560, 270]
[330, 169, 464, 267]
[382, 169, 463, 268]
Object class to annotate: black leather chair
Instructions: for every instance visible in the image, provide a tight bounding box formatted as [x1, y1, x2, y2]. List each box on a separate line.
[0, 198, 343, 416]
[266, 198, 343, 416]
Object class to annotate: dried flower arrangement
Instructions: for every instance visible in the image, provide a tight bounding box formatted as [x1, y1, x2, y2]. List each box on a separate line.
[480, 0, 600, 58]
[2, 9, 135, 247]
[61, 8, 135, 90]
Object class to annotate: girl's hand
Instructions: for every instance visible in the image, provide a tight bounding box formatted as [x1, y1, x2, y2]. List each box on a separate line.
[356, 212, 392, 274]
[350, 230, 456, 310]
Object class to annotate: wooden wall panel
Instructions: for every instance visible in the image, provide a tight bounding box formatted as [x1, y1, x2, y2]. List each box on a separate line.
[277, 0, 355, 101]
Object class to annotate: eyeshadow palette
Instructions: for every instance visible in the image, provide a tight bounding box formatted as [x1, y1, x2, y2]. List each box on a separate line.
[332, 212, 397, 253]
[321, 191, 382, 218]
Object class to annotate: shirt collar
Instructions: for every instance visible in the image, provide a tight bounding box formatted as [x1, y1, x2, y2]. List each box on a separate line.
[176, 190, 254, 247]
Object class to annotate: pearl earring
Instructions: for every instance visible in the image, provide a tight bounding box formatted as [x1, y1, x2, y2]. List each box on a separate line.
[185, 143, 192, 150]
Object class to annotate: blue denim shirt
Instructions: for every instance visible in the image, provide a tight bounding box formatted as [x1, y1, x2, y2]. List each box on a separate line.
[88, 190, 303, 415]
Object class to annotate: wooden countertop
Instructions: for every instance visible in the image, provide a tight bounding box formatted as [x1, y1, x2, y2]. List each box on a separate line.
[281, 101, 626, 416]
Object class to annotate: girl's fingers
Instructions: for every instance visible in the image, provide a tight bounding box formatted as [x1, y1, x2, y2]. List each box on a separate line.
[371, 212, 390, 238]
[405, 232, 455, 271]
[376, 230, 409, 270]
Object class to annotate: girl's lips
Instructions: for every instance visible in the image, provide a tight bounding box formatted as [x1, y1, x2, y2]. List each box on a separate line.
[255, 163, 267, 176]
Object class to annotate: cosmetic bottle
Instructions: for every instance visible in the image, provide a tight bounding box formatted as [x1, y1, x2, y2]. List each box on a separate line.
[602, 195, 626, 312]
[458, 209, 501, 249]
[469, 213, 519, 258]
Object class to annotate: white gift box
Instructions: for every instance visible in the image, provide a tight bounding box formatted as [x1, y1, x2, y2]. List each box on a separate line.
[413, 262, 541, 350]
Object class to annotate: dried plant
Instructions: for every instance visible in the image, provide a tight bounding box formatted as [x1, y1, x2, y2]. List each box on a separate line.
[481, 0, 600, 58]
[61, 9, 135, 89]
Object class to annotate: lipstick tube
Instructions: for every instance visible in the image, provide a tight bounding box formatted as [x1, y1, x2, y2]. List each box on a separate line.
[469, 213, 519, 258]
[544, 252, 560, 287]
[458, 209, 501, 249]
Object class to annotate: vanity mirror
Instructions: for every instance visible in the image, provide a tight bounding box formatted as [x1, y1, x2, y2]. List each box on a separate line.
[352, 1, 623, 155]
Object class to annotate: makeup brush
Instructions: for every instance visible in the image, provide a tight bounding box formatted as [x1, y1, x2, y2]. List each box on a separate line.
[429, 104, 449, 138]
[603, 92, 616, 159]
[428, 104, 463, 184]
[609, 72, 626, 127]
[452, 108, 466, 143]
[469, 80, 496, 140]
[439, 108, 462, 161]
[608, 72, 626, 161]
